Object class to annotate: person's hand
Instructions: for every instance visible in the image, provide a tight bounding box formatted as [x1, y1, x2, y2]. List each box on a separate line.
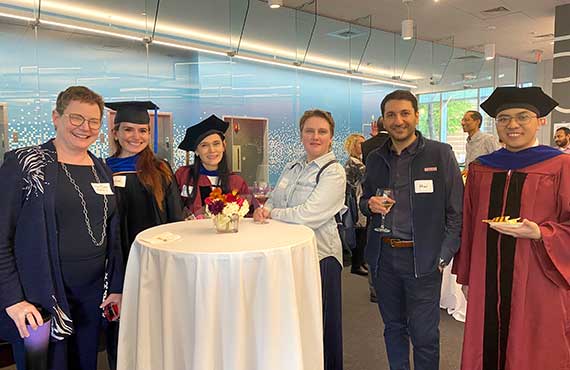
[490, 219, 541, 240]
[368, 195, 395, 215]
[100, 293, 122, 321]
[461, 285, 468, 300]
[253, 207, 271, 223]
[5, 301, 43, 338]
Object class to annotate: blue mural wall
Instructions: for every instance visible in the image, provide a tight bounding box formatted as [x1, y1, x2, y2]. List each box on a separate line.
[0, 23, 395, 184]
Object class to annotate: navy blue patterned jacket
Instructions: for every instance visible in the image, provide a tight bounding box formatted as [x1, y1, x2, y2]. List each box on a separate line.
[0, 139, 123, 342]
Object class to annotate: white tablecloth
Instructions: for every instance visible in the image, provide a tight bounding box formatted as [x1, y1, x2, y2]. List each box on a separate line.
[117, 219, 323, 370]
[439, 259, 466, 322]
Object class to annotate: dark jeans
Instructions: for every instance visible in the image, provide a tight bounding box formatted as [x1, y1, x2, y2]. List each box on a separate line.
[320, 256, 343, 370]
[372, 243, 442, 370]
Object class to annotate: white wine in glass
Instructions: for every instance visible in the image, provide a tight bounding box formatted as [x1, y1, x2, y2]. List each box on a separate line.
[374, 188, 394, 233]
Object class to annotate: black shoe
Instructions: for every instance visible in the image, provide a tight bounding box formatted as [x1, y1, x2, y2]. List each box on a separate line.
[351, 266, 368, 276]
[370, 294, 378, 303]
[362, 263, 369, 272]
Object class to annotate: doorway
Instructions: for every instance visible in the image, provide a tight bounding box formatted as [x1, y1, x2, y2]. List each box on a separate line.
[223, 116, 269, 186]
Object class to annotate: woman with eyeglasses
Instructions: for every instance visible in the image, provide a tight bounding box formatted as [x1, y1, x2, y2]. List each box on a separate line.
[254, 109, 346, 370]
[0, 86, 123, 370]
[175, 115, 251, 218]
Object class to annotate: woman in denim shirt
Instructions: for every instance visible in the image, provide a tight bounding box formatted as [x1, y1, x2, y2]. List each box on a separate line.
[254, 109, 346, 370]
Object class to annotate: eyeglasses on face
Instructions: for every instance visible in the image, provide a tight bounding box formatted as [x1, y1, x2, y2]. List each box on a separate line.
[495, 113, 537, 127]
[63, 113, 101, 129]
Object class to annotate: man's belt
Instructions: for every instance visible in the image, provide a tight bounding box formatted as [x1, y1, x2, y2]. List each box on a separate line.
[381, 237, 414, 248]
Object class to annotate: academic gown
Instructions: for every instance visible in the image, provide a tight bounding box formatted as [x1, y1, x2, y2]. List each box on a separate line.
[174, 165, 251, 216]
[108, 162, 183, 263]
[452, 149, 570, 370]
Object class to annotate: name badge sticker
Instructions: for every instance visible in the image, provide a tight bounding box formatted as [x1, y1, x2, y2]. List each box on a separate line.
[414, 180, 434, 194]
[113, 175, 126, 188]
[424, 166, 438, 172]
[91, 183, 114, 195]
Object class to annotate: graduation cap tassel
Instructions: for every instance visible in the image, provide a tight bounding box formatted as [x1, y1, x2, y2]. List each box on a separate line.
[154, 107, 159, 152]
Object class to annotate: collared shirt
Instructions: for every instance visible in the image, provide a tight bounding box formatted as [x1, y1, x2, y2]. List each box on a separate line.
[465, 130, 500, 166]
[387, 137, 419, 240]
[559, 146, 570, 154]
[266, 151, 346, 265]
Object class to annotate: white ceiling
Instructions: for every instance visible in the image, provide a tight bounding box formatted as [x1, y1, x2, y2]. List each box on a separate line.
[288, 0, 570, 62]
[0, 0, 567, 88]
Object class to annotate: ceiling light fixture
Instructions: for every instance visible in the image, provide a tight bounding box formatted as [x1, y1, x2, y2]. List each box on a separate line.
[268, 0, 283, 9]
[401, 0, 414, 40]
[402, 19, 413, 40]
[484, 43, 495, 60]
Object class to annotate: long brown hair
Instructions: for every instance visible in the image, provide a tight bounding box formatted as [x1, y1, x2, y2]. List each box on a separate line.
[113, 123, 173, 211]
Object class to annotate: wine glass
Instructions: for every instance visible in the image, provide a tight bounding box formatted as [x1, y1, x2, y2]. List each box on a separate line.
[253, 181, 271, 224]
[374, 188, 394, 233]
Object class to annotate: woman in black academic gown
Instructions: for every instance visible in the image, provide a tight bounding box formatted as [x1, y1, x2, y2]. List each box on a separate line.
[105, 101, 183, 259]
[104, 101, 183, 369]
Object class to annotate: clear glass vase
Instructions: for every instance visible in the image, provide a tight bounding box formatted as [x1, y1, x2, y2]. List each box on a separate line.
[213, 214, 239, 233]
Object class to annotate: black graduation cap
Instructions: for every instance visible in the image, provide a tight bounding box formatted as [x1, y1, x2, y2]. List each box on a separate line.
[480, 86, 558, 118]
[105, 101, 159, 124]
[178, 114, 229, 152]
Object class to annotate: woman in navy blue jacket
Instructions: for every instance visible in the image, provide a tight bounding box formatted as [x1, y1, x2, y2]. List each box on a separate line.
[0, 86, 123, 370]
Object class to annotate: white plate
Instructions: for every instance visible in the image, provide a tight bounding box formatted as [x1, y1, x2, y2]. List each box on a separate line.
[486, 221, 523, 229]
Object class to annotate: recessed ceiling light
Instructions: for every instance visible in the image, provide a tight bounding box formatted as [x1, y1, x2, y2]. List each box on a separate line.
[268, 0, 283, 9]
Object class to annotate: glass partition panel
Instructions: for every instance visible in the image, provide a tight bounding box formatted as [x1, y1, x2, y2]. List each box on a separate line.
[418, 93, 441, 141]
[441, 89, 479, 163]
[496, 56, 517, 86]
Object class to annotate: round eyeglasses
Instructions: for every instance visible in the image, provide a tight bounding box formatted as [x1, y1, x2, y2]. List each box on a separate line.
[63, 113, 101, 129]
[495, 113, 537, 127]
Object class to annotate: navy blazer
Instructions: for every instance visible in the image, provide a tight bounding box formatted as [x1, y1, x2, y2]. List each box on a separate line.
[0, 139, 124, 342]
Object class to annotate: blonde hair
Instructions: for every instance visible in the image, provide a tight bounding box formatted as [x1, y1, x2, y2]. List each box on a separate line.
[299, 109, 335, 137]
[344, 133, 365, 157]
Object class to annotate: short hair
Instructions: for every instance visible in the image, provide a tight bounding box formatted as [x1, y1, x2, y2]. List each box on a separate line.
[466, 110, 483, 128]
[380, 90, 418, 116]
[556, 127, 570, 136]
[55, 86, 104, 118]
[299, 109, 335, 137]
[344, 133, 365, 157]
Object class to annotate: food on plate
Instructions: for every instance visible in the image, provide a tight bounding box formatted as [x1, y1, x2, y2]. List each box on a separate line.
[482, 216, 521, 224]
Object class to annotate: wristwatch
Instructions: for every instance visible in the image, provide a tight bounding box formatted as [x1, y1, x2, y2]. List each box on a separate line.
[438, 258, 447, 269]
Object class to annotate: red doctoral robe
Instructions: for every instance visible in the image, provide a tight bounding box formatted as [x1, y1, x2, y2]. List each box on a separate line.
[453, 155, 570, 370]
[174, 165, 250, 216]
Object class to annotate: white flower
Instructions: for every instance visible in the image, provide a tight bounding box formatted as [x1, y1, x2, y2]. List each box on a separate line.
[223, 202, 240, 216]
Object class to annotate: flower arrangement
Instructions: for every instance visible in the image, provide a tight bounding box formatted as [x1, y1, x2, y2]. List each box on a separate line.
[204, 188, 250, 233]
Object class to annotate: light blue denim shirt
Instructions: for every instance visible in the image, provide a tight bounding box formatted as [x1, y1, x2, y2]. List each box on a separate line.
[266, 150, 346, 265]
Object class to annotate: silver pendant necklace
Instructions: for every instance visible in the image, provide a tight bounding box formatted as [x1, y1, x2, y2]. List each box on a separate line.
[60, 162, 108, 247]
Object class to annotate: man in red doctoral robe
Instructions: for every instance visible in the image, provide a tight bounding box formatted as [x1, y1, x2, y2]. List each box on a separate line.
[452, 86, 570, 370]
